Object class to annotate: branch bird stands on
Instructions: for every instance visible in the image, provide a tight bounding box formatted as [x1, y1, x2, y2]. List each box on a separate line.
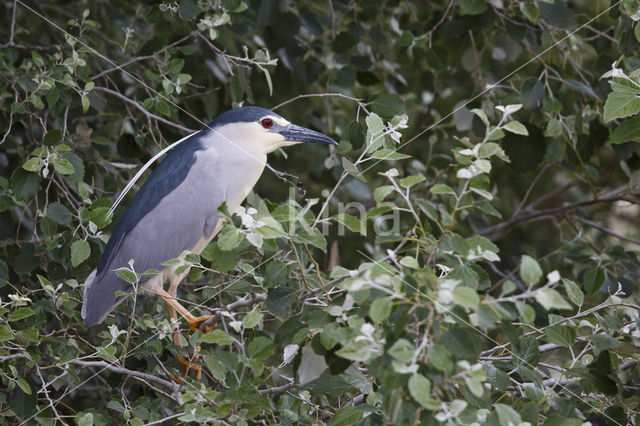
[81, 106, 336, 380]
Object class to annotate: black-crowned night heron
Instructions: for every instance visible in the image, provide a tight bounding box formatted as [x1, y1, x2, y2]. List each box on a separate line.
[82, 106, 336, 365]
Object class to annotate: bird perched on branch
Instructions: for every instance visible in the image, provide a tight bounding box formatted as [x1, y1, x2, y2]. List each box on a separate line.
[81, 106, 336, 373]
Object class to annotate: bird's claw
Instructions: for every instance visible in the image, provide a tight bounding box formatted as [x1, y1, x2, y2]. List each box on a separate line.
[175, 354, 202, 381]
[187, 315, 217, 333]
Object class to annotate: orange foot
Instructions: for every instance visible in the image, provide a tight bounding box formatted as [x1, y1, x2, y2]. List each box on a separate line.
[187, 315, 217, 333]
[170, 354, 203, 382]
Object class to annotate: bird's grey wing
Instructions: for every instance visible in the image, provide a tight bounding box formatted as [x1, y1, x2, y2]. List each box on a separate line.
[83, 143, 224, 326]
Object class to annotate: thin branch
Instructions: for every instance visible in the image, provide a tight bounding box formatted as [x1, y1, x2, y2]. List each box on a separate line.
[272, 93, 369, 114]
[512, 163, 552, 218]
[198, 293, 267, 331]
[265, 163, 299, 185]
[92, 32, 196, 81]
[143, 412, 187, 425]
[93, 86, 194, 133]
[9, 0, 17, 45]
[0, 353, 26, 362]
[480, 185, 635, 239]
[71, 360, 182, 394]
[258, 382, 293, 395]
[570, 215, 640, 247]
[36, 365, 68, 425]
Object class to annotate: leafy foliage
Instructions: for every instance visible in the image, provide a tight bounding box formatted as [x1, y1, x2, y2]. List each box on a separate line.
[1, 0, 640, 424]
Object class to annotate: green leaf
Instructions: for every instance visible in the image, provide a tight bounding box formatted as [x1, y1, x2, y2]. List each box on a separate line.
[516, 301, 536, 325]
[248, 336, 275, 360]
[332, 32, 358, 54]
[460, 0, 487, 15]
[9, 307, 35, 322]
[521, 1, 539, 22]
[388, 338, 413, 363]
[538, 0, 576, 29]
[43, 129, 63, 146]
[495, 403, 522, 426]
[332, 213, 366, 236]
[52, 157, 75, 175]
[371, 94, 405, 118]
[408, 374, 436, 409]
[399, 175, 425, 188]
[71, 240, 91, 267]
[199, 330, 233, 345]
[22, 158, 44, 172]
[0, 325, 14, 342]
[516, 336, 539, 368]
[478, 142, 502, 158]
[17, 379, 31, 395]
[155, 100, 171, 116]
[452, 287, 480, 309]
[589, 334, 619, 357]
[77, 412, 93, 426]
[178, 0, 200, 19]
[217, 227, 244, 251]
[562, 278, 583, 307]
[519, 255, 542, 285]
[365, 113, 385, 136]
[81, 95, 90, 113]
[430, 184, 455, 195]
[115, 268, 137, 284]
[546, 325, 575, 348]
[370, 149, 411, 160]
[328, 406, 363, 426]
[255, 216, 285, 238]
[373, 185, 394, 203]
[242, 312, 264, 329]
[544, 118, 563, 137]
[583, 266, 604, 295]
[341, 157, 362, 180]
[46, 202, 71, 225]
[535, 288, 571, 311]
[369, 298, 392, 323]
[503, 121, 529, 136]
[603, 91, 640, 122]
[427, 343, 454, 373]
[399, 256, 419, 269]
[608, 117, 640, 144]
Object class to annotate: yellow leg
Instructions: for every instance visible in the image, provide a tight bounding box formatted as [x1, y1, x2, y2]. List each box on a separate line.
[154, 286, 216, 382]
[153, 287, 216, 332]
[166, 275, 183, 346]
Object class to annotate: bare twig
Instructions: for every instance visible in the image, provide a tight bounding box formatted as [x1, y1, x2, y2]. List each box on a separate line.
[198, 293, 267, 331]
[0, 353, 26, 362]
[71, 359, 182, 394]
[9, 0, 17, 45]
[265, 163, 299, 185]
[258, 382, 293, 395]
[36, 365, 68, 425]
[570, 215, 640, 247]
[272, 93, 369, 114]
[143, 412, 187, 425]
[93, 86, 194, 133]
[480, 185, 635, 239]
[512, 163, 552, 218]
[92, 32, 196, 81]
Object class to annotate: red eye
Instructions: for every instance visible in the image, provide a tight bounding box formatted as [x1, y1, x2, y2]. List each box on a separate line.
[261, 118, 273, 128]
